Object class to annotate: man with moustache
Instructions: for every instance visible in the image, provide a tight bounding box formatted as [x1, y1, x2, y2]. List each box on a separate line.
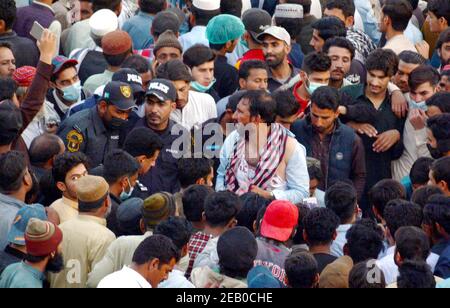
[131, 79, 189, 195]
[258, 26, 300, 92]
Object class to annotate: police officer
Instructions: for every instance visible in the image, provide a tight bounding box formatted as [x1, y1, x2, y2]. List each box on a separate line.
[58, 81, 136, 167]
[132, 78, 189, 196]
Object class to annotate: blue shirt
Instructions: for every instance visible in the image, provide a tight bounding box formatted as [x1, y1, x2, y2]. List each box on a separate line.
[289, 43, 305, 69]
[179, 26, 208, 52]
[435, 244, 450, 279]
[404, 21, 424, 45]
[0, 262, 45, 288]
[0, 194, 26, 251]
[122, 11, 155, 50]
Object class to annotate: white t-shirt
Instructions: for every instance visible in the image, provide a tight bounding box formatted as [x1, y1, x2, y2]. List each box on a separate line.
[376, 246, 440, 285]
[158, 269, 195, 288]
[170, 91, 217, 130]
[97, 266, 152, 288]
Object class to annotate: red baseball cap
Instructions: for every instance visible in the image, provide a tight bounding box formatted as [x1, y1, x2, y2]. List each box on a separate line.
[260, 200, 299, 242]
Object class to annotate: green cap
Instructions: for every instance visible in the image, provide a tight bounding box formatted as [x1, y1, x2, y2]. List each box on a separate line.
[206, 14, 245, 45]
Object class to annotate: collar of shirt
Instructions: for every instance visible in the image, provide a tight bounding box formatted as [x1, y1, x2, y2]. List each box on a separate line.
[62, 196, 78, 210]
[77, 214, 107, 227]
[0, 31, 19, 41]
[33, 1, 55, 13]
[121, 266, 152, 288]
[269, 63, 298, 83]
[0, 193, 26, 210]
[20, 262, 46, 282]
[337, 224, 353, 233]
[91, 107, 107, 135]
[190, 26, 206, 34]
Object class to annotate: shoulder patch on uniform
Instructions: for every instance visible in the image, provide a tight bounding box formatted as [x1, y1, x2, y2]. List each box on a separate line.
[66, 130, 84, 153]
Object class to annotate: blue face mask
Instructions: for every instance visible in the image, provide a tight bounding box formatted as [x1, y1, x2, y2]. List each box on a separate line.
[409, 100, 428, 112]
[61, 81, 82, 102]
[306, 77, 327, 95]
[120, 178, 134, 201]
[190, 79, 216, 93]
[240, 37, 249, 50]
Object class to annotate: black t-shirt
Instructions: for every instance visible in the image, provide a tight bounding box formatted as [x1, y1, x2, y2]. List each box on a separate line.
[313, 253, 338, 273]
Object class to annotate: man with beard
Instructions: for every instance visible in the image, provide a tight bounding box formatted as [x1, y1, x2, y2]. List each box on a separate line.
[291, 86, 366, 199]
[323, 37, 356, 90]
[258, 26, 299, 93]
[0, 218, 63, 288]
[341, 49, 405, 215]
[427, 114, 450, 159]
[50, 175, 116, 288]
[58, 81, 136, 168]
[436, 28, 450, 72]
[216, 90, 309, 205]
[393, 51, 427, 95]
[131, 79, 189, 196]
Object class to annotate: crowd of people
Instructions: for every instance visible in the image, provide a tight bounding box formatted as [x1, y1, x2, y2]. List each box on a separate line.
[0, 0, 449, 289]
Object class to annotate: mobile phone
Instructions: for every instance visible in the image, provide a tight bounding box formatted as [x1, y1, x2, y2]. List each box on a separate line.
[30, 21, 45, 41]
[302, 197, 319, 209]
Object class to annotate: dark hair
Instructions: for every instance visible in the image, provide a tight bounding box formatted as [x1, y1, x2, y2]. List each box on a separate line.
[273, 90, 300, 118]
[103, 50, 132, 67]
[366, 49, 399, 77]
[293, 204, 311, 245]
[209, 42, 227, 52]
[325, 0, 356, 18]
[302, 52, 332, 74]
[395, 226, 430, 261]
[0, 41, 12, 52]
[103, 150, 140, 184]
[52, 152, 89, 184]
[428, 0, 450, 25]
[236, 193, 271, 232]
[241, 90, 277, 123]
[0, 151, 27, 193]
[323, 37, 355, 60]
[431, 157, 450, 188]
[204, 191, 240, 227]
[78, 193, 109, 213]
[398, 50, 427, 65]
[92, 0, 122, 12]
[139, 0, 165, 14]
[384, 199, 423, 237]
[325, 181, 357, 224]
[369, 179, 406, 220]
[51, 62, 78, 83]
[436, 28, 450, 51]
[183, 45, 215, 68]
[408, 65, 441, 91]
[156, 59, 192, 82]
[285, 252, 318, 288]
[410, 157, 435, 187]
[349, 261, 386, 288]
[382, 0, 413, 31]
[423, 194, 450, 234]
[311, 86, 340, 112]
[304, 208, 340, 246]
[132, 234, 180, 265]
[29, 134, 63, 167]
[397, 260, 436, 288]
[275, 16, 303, 40]
[0, 77, 18, 101]
[0, 0, 16, 30]
[192, 6, 220, 26]
[238, 60, 269, 80]
[412, 185, 444, 209]
[346, 220, 384, 263]
[254, 204, 267, 234]
[123, 128, 163, 159]
[121, 55, 151, 74]
[220, 0, 242, 17]
[426, 92, 450, 113]
[307, 158, 324, 182]
[154, 217, 192, 251]
[427, 114, 450, 143]
[311, 17, 347, 41]
[182, 185, 214, 223]
[177, 158, 212, 189]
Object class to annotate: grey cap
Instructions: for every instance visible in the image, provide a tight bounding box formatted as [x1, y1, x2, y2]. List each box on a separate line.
[242, 8, 273, 43]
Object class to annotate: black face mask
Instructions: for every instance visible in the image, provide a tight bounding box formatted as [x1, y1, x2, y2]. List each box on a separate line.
[427, 144, 443, 159]
[106, 117, 128, 131]
[45, 253, 64, 273]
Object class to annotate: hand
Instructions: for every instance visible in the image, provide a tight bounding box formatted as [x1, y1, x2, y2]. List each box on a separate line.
[415, 41, 430, 60]
[338, 105, 347, 115]
[347, 122, 378, 138]
[250, 185, 274, 200]
[373, 130, 400, 153]
[391, 90, 408, 118]
[37, 29, 57, 65]
[409, 109, 428, 131]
